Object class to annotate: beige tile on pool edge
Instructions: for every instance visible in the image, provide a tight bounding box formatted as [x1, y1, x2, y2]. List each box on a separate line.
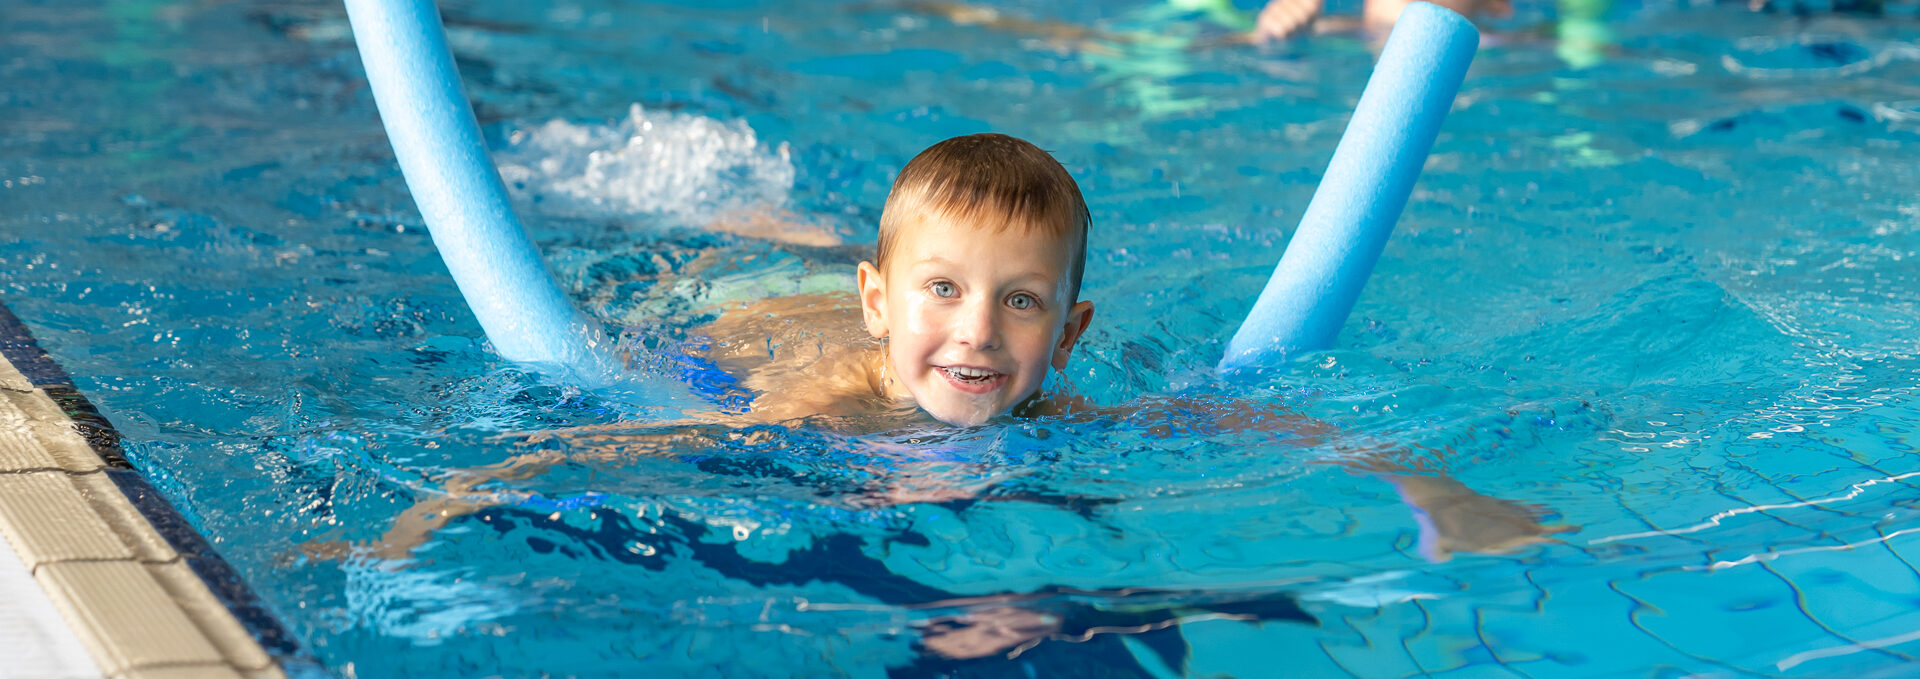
[145, 560, 275, 671]
[0, 424, 64, 471]
[111, 664, 245, 679]
[71, 471, 180, 564]
[0, 471, 133, 566]
[1, 386, 107, 473]
[0, 364, 31, 392]
[36, 560, 228, 674]
[0, 382, 60, 471]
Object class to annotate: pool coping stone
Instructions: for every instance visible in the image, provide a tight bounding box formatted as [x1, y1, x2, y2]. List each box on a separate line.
[0, 298, 318, 678]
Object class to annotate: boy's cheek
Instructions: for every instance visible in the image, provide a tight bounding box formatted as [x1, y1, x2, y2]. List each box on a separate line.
[898, 304, 942, 337]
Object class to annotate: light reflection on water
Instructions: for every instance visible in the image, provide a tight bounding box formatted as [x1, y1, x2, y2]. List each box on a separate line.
[4, 0, 1920, 675]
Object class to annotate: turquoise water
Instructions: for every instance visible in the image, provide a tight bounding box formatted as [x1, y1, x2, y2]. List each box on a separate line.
[6, 0, 1920, 675]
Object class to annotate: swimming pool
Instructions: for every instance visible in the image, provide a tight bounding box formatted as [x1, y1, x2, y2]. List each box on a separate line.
[6, 0, 1920, 675]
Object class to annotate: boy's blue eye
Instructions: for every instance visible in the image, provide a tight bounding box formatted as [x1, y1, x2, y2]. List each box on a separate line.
[1008, 293, 1036, 310]
[930, 281, 956, 298]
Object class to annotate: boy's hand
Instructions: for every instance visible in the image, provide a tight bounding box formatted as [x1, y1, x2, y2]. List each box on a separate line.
[1254, 0, 1325, 41]
[1384, 475, 1576, 562]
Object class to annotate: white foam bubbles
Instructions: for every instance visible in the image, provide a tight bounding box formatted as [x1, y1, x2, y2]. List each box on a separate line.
[496, 104, 795, 224]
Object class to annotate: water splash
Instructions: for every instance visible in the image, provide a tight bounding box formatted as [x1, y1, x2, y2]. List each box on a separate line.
[495, 104, 795, 224]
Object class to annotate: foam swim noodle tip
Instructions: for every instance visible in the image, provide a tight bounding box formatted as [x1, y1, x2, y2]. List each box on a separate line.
[1219, 2, 1478, 373]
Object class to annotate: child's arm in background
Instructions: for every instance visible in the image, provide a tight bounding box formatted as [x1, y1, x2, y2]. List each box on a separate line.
[1254, 0, 1328, 41]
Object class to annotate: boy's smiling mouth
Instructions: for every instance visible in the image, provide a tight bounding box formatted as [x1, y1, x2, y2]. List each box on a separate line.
[937, 365, 1006, 394]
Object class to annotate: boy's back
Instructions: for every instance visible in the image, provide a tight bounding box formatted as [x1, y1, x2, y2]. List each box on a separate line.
[697, 292, 895, 425]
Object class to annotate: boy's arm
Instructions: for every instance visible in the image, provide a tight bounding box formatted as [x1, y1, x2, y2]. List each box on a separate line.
[1303, 435, 1576, 560]
[1095, 395, 1573, 561]
[705, 210, 846, 249]
[299, 421, 742, 562]
[1381, 473, 1576, 561]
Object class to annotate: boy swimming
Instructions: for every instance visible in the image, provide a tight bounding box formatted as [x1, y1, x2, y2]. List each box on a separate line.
[310, 131, 1566, 558]
[301, 134, 1102, 560]
[305, 131, 1568, 666]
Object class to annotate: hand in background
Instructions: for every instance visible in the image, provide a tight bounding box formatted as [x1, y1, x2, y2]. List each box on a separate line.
[1254, 0, 1326, 41]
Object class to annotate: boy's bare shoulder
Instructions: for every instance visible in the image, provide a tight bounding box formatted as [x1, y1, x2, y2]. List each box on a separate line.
[697, 293, 885, 421]
[699, 292, 867, 357]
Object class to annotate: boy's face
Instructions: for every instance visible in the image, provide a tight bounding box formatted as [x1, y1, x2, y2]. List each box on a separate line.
[858, 216, 1094, 427]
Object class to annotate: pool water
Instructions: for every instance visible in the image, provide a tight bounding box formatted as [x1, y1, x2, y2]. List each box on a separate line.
[7, 0, 1920, 676]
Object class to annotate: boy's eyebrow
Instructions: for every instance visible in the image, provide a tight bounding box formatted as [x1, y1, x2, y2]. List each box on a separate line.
[908, 256, 1060, 286]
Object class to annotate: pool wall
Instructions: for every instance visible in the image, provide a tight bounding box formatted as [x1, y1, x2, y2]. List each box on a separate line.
[0, 299, 317, 678]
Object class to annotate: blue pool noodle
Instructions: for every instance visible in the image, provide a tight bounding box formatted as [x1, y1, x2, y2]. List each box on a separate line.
[343, 0, 617, 379]
[1219, 3, 1479, 373]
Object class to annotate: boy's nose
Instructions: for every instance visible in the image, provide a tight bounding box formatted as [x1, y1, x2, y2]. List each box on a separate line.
[951, 299, 1001, 350]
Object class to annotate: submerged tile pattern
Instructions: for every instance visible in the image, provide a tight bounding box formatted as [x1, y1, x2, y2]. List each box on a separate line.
[0, 352, 286, 679]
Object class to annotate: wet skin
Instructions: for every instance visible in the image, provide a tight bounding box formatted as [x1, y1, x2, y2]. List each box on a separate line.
[857, 216, 1095, 427]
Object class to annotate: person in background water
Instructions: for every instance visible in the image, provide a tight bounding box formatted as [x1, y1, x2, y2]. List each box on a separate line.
[1254, 0, 1512, 42]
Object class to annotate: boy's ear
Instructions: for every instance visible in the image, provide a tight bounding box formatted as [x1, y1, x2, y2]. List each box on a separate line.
[857, 261, 889, 339]
[1051, 300, 1095, 371]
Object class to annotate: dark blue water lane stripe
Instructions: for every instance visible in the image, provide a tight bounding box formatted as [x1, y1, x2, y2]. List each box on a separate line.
[0, 301, 131, 469]
[0, 296, 325, 677]
[0, 299, 75, 386]
[42, 384, 131, 470]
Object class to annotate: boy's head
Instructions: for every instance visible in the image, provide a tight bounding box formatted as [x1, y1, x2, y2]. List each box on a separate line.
[858, 133, 1096, 427]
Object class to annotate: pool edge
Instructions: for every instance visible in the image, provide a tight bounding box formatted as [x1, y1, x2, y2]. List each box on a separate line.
[0, 299, 323, 678]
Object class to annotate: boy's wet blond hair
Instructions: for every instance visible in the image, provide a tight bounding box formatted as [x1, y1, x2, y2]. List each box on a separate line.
[876, 133, 1091, 301]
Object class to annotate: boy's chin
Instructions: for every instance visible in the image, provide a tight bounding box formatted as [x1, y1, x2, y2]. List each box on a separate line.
[915, 392, 1014, 428]
[922, 405, 998, 428]
[917, 389, 1046, 428]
